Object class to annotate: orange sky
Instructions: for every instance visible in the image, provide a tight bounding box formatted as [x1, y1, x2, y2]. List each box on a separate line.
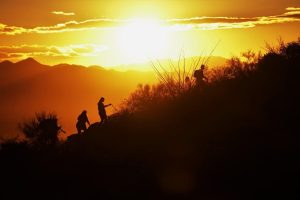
[0, 0, 300, 69]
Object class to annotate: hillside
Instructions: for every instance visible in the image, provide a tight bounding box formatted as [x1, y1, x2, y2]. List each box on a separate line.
[1, 40, 299, 199]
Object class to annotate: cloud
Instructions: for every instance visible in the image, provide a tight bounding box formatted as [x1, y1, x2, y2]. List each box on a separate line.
[166, 16, 253, 24]
[0, 44, 108, 60]
[0, 52, 25, 59]
[0, 19, 124, 35]
[1, 7, 300, 35]
[281, 7, 300, 18]
[165, 8, 300, 31]
[0, 23, 26, 35]
[286, 7, 300, 11]
[51, 11, 75, 16]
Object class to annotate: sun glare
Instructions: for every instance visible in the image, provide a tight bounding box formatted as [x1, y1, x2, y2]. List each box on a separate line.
[117, 19, 169, 63]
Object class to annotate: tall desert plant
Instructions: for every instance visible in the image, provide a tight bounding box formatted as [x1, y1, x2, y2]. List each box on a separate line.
[149, 41, 221, 96]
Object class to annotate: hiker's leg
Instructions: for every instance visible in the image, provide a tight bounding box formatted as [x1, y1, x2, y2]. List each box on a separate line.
[103, 115, 108, 124]
[83, 124, 87, 132]
[99, 113, 103, 124]
[76, 126, 81, 134]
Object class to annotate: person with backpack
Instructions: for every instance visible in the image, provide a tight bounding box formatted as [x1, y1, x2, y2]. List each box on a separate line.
[193, 64, 208, 89]
[76, 110, 90, 134]
[98, 97, 111, 124]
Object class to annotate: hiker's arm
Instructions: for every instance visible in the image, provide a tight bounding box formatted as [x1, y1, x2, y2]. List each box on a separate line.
[60, 127, 66, 133]
[105, 104, 112, 107]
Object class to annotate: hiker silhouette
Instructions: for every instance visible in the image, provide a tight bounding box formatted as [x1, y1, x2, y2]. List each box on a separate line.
[76, 110, 90, 134]
[193, 64, 207, 89]
[98, 97, 111, 124]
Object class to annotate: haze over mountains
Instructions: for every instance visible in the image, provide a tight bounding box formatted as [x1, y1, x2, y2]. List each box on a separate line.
[0, 57, 227, 138]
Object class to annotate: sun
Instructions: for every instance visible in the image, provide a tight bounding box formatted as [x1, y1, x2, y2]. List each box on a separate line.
[117, 18, 169, 63]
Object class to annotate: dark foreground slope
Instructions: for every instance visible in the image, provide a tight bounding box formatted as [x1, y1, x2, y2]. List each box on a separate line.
[1, 41, 300, 200]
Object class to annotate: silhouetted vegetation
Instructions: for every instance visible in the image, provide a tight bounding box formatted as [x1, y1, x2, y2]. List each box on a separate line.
[1, 39, 300, 199]
[19, 112, 63, 146]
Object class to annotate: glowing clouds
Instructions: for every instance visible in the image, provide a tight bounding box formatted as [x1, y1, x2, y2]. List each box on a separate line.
[51, 11, 75, 16]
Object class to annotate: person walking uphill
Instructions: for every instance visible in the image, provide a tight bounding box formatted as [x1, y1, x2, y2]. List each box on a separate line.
[98, 97, 111, 124]
[76, 110, 90, 134]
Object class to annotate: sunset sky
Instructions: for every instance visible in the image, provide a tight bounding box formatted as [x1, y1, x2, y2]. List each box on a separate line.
[0, 0, 300, 69]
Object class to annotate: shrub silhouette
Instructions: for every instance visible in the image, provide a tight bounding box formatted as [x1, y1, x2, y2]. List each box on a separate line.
[19, 112, 63, 146]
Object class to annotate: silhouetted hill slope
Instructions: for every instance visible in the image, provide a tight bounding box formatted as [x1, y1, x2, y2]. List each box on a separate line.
[62, 41, 300, 198]
[0, 59, 155, 138]
[1, 41, 299, 199]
